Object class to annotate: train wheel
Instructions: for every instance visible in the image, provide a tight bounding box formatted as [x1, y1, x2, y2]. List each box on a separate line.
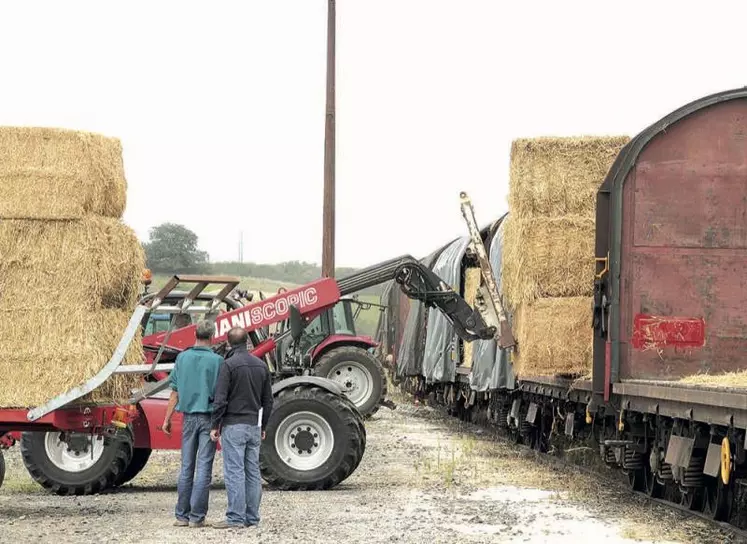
[679, 487, 703, 511]
[701, 477, 734, 521]
[644, 467, 663, 498]
[626, 466, 649, 493]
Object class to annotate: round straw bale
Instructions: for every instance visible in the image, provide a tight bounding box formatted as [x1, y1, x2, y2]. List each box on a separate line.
[0, 127, 127, 220]
[513, 297, 592, 379]
[508, 136, 629, 219]
[0, 217, 145, 312]
[501, 215, 595, 308]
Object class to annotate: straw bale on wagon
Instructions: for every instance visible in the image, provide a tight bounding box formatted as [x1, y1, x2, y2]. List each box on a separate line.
[0, 310, 144, 407]
[0, 217, 144, 310]
[502, 215, 595, 309]
[0, 127, 127, 220]
[502, 135, 627, 379]
[508, 136, 629, 219]
[512, 297, 593, 378]
[0, 127, 145, 408]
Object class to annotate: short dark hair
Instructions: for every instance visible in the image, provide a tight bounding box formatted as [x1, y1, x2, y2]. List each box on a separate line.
[227, 327, 248, 347]
[195, 319, 214, 341]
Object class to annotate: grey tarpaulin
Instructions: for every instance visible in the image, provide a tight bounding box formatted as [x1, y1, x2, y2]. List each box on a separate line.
[396, 246, 447, 378]
[373, 281, 394, 357]
[421, 236, 471, 383]
[469, 218, 515, 391]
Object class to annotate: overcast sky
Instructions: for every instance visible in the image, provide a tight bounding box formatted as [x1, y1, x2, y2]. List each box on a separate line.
[0, 1, 745, 267]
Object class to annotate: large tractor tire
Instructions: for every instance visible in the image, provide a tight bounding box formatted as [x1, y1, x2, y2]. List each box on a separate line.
[313, 346, 386, 418]
[113, 448, 152, 487]
[0, 449, 5, 490]
[260, 385, 366, 491]
[20, 430, 133, 496]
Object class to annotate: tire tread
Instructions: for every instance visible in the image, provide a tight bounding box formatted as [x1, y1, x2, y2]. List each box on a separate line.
[20, 431, 133, 496]
[260, 385, 366, 491]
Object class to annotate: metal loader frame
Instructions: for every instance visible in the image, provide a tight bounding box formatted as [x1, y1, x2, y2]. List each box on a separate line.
[26, 275, 242, 422]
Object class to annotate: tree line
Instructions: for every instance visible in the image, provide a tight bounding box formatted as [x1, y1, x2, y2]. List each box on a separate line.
[143, 222, 380, 292]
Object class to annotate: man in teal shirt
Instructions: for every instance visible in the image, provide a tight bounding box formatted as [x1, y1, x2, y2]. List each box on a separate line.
[162, 319, 223, 528]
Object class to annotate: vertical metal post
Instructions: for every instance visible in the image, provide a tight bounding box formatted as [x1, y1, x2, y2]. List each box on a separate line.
[321, 0, 336, 278]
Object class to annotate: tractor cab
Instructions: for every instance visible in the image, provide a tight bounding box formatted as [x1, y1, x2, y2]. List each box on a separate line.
[274, 296, 361, 365]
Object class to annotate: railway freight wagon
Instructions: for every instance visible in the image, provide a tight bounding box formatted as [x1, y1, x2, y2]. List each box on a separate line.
[377, 88, 747, 526]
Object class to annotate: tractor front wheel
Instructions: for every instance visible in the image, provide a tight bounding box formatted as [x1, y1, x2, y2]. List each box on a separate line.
[260, 385, 366, 491]
[313, 346, 386, 417]
[20, 430, 133, 495]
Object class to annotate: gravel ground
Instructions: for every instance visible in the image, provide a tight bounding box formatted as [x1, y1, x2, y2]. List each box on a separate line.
[0, 400, 738, 544]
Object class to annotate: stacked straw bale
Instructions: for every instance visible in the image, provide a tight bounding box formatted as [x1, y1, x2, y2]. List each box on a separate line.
[502, 136, 629, 378]
[0, 128, 126, 219]
[0, 127, 144, 407]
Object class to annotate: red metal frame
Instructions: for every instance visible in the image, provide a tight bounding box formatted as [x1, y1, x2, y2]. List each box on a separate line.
[0, 405, 130, 434]
[143, 278, 341, 352]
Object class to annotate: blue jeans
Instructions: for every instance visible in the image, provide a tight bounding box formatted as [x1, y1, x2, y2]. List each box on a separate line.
[221, 423, 262, 526]
[176, 413, 217, 523]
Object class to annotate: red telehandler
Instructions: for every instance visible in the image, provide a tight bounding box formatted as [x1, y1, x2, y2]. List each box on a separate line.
[0, 243, 509, 495]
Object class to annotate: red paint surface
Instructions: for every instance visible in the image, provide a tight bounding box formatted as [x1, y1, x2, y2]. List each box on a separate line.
[133, 399, 182, 450]
[0, 406, 122, 432]
[143, 277, 341, 352]
[631, 314, 706, 350]
[619, 99, 747, 379]
[311, 335, 377, 359]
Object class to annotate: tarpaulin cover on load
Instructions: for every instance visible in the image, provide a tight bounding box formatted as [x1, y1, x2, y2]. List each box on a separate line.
[396, 247, 446, 377]
[421, 236, 471, 383]
[373, 281, 393, 354]
[375, 281, 412, 362]
[469, 219, 515, 391]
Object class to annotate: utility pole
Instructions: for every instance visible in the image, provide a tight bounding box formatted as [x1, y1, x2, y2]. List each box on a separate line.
[321, 0, 336, 278]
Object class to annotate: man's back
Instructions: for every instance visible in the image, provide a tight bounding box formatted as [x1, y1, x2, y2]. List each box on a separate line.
[210, 327, 271, 529]
[211, 345, 273, 428]
[170, 346, 223, 414]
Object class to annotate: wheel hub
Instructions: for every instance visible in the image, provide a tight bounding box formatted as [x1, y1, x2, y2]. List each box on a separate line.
[44, 432, 105, 473]
[326, 361, 373, 407]
[275, 411, 335, 471]
[292, 428, 317, 453]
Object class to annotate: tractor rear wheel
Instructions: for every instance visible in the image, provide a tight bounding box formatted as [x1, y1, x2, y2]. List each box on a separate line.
[20, 430, 133, 495]
[113, 447, 152, 487]
[0, 450, 5, 490]
[260, 385, 366, 491]
[313, 346, 386, 418]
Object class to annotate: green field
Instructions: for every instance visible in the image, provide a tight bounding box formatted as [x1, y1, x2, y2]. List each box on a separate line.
[149, 274, 383, 338]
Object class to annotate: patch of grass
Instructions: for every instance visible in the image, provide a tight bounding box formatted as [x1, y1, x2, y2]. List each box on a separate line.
[0, 478, 42, 494]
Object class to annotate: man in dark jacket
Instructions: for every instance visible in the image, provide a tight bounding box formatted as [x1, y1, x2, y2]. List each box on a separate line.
[210, 327, 273, 530]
